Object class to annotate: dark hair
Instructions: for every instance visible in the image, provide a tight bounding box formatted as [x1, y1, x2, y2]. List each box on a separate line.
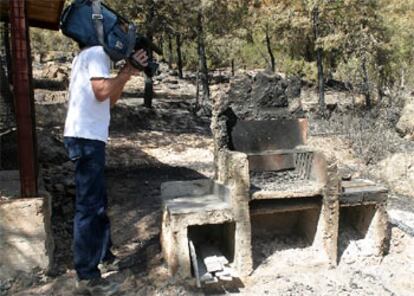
[78, 41, 86, 49]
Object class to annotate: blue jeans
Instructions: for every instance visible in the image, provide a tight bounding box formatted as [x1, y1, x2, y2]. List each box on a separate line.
[64, 137, 114, 280]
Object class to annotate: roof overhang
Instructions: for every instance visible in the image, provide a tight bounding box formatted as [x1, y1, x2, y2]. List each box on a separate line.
[0, 0, 65, 31]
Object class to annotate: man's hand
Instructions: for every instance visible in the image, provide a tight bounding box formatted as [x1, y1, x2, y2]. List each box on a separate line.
[132, 49, 149, 68]
[121, 49, 149, 77]
[91, 49, 149, 106]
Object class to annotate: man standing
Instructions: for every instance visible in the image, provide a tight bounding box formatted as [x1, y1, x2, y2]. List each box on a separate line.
[63, 45, 148, 294]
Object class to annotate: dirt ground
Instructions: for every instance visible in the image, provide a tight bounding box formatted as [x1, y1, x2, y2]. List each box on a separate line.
[2, 67, 414, 296]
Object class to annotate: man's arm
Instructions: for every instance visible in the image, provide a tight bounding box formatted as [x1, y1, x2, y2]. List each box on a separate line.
[91, 49, 148, 106]
[91, 69, 131, 105]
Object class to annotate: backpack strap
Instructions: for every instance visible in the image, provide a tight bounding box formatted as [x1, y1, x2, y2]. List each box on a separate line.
[90, 0, 136, 61]
[91, 0, 105, 45]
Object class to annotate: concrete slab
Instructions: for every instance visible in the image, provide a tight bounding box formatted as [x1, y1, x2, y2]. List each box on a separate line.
[165, 194, 230, 214]
[0, 197, 54, 280]
[161, 179, 213, 201]
[250, 182, 324, 199]
[340, 179, 388, 205]
[388, 194, 414, 236]
[341, 179, 376, 188]
[0, 170, 54, 280]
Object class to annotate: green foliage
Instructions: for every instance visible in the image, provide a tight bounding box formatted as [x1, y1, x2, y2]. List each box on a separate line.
[238, 41, 267, 69]
[30, 28, 77, 53]
[181, 41, 198, 71]
[381, 0, 414, 87]
[280, 58, 317, 81]
[335, 56, 363, 86]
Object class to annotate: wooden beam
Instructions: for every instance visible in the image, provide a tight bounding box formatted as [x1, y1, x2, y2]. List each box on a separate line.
[0, 0, 64, 31]
[28, 19, 60, 31]
[9, 0, 38, 197]
[0, 16, 61, 31]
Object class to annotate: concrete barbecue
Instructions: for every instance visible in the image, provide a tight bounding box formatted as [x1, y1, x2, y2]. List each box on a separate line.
[160, 72, 389, 286]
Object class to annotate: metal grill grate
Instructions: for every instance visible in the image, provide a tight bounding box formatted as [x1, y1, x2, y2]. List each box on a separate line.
[249, 152, 314, 192]
[295, 152, 313, 180]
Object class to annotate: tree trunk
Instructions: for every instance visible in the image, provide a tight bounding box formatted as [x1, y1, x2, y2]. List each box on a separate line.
[231, 59, 235, 76]
[361, 54, 371, 108]
[377, 66, 385, 101]
[175, 33, 183, 79]
[312, 6, 325, 116]
[144, 74, 153, 108]
[167, 33, 173, 69]
[196, 70, 200, 107]
[304, 37, 314, 62]
[144, 0, 155, 108]
[196, 10, 210, 113]
[316, 49, 325, 112]
[265, 24, 275, 72]
[158, 34, 164, 58]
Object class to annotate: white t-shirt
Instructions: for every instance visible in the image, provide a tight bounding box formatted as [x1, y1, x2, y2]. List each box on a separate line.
[64, 46, 111, 143]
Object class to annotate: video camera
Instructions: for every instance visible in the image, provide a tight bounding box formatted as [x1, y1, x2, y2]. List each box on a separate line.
[129, 34, 162, 77]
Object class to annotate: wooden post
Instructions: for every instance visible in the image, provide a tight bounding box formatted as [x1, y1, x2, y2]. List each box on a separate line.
[9, 0, 38, 197]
